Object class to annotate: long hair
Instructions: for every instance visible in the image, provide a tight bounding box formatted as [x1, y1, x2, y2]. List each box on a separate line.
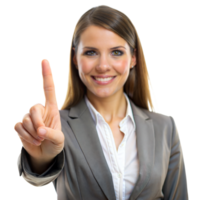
[60, 5, 154, 111]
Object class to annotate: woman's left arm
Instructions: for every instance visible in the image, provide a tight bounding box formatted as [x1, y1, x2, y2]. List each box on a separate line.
[162, 116, 188, 200]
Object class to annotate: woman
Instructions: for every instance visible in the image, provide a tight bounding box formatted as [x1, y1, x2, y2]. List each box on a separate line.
[15, 5, 188, 200]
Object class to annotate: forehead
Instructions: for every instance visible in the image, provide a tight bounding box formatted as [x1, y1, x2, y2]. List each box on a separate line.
[79, 25, 128, 48]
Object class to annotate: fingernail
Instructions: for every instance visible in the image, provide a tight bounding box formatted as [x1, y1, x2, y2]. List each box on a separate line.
[37, 136, 44, 141]
[38, 128, 46, 136]
[34, 140, 41, 145]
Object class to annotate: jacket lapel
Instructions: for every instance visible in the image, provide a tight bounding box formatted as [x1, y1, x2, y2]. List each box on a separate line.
[128, 99, 155, 200]
[66, 96, 155, 200]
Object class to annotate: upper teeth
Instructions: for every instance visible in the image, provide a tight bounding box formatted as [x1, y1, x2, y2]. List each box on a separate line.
[94, 77, 114, 81]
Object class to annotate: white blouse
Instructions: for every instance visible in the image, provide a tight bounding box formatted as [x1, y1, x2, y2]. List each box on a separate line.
[84, 92, 139, 200]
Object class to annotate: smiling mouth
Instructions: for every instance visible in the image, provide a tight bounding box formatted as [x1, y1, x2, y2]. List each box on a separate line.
[92, 76, 116, 80]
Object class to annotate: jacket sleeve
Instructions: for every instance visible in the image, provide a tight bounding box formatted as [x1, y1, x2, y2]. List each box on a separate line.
[17, 146, 65, 186]
[162, 116, 188, 199]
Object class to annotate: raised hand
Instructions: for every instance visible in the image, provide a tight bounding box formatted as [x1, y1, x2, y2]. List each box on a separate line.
[14, 60, 64, 169]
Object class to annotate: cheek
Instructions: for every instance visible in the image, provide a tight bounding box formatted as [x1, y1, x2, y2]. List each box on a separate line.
[114, 59, 129, 74]
[78, 57, 130, 76]
[78, 57, 94, 74]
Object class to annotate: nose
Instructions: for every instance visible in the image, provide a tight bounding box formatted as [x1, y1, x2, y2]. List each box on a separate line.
[95, 53, 111, 72]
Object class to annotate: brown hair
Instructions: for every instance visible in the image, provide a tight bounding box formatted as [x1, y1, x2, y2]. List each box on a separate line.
[60, 5, 154, 111]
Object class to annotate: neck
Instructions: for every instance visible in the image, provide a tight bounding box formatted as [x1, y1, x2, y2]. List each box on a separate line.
[86, 89, 127, 124]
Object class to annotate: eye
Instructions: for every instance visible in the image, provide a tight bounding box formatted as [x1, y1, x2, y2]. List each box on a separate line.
[84, 51, 94, 56]
[84, 50, 123, 56]
[113, 50, 123, 56]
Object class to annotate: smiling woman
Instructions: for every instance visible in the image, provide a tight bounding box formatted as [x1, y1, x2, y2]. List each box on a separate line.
[60, 5, 158, 114]
[17, 5, 188, 200]
[71, 25, 137, 104]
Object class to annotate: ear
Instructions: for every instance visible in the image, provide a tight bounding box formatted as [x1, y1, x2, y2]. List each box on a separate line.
[72, 47, 78, 69]
[130, 48, 137, 69]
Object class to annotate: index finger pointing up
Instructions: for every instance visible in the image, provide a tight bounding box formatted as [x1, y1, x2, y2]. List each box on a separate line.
[42, 59, 58, 106]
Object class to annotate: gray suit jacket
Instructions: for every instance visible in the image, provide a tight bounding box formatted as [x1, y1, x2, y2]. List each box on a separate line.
[17, 96, 188, 200]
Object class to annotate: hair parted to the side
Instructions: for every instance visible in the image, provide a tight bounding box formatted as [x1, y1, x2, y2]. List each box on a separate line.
[60, 5, 154, 111]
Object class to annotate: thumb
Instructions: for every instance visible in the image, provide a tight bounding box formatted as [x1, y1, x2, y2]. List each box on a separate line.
[37, 127, 64, 145]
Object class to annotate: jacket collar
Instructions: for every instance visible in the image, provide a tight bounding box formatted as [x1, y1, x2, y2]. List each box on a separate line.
[67, 96, 154, 200]
[84, 92, 136, 128]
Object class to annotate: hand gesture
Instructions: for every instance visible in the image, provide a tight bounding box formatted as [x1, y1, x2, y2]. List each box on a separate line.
[14, 60, 64, 164]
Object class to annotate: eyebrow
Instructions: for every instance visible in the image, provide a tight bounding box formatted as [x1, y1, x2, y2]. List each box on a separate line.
[83, 46, 126, 50]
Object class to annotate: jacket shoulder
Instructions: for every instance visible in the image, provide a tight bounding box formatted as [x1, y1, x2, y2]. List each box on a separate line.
[141, 108, 174, 131]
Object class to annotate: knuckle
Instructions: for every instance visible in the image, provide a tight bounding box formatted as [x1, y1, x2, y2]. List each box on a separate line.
[12, 121, 19, 129]
[14, 125, 22, 138]
[22, 114, 30, 123]
[29, 104, 44, 115]
[20, 114, 26, 122]
[13, 122, 19, 132]
[22, 118, 31, 127]
[45, 85, 55, 92]
[29, 106, 37, 114]
[20, 112, 29, 122]
[14, 122, 21, 131]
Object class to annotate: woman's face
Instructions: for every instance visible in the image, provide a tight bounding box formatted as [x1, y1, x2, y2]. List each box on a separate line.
[73, 25, 136, 99]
